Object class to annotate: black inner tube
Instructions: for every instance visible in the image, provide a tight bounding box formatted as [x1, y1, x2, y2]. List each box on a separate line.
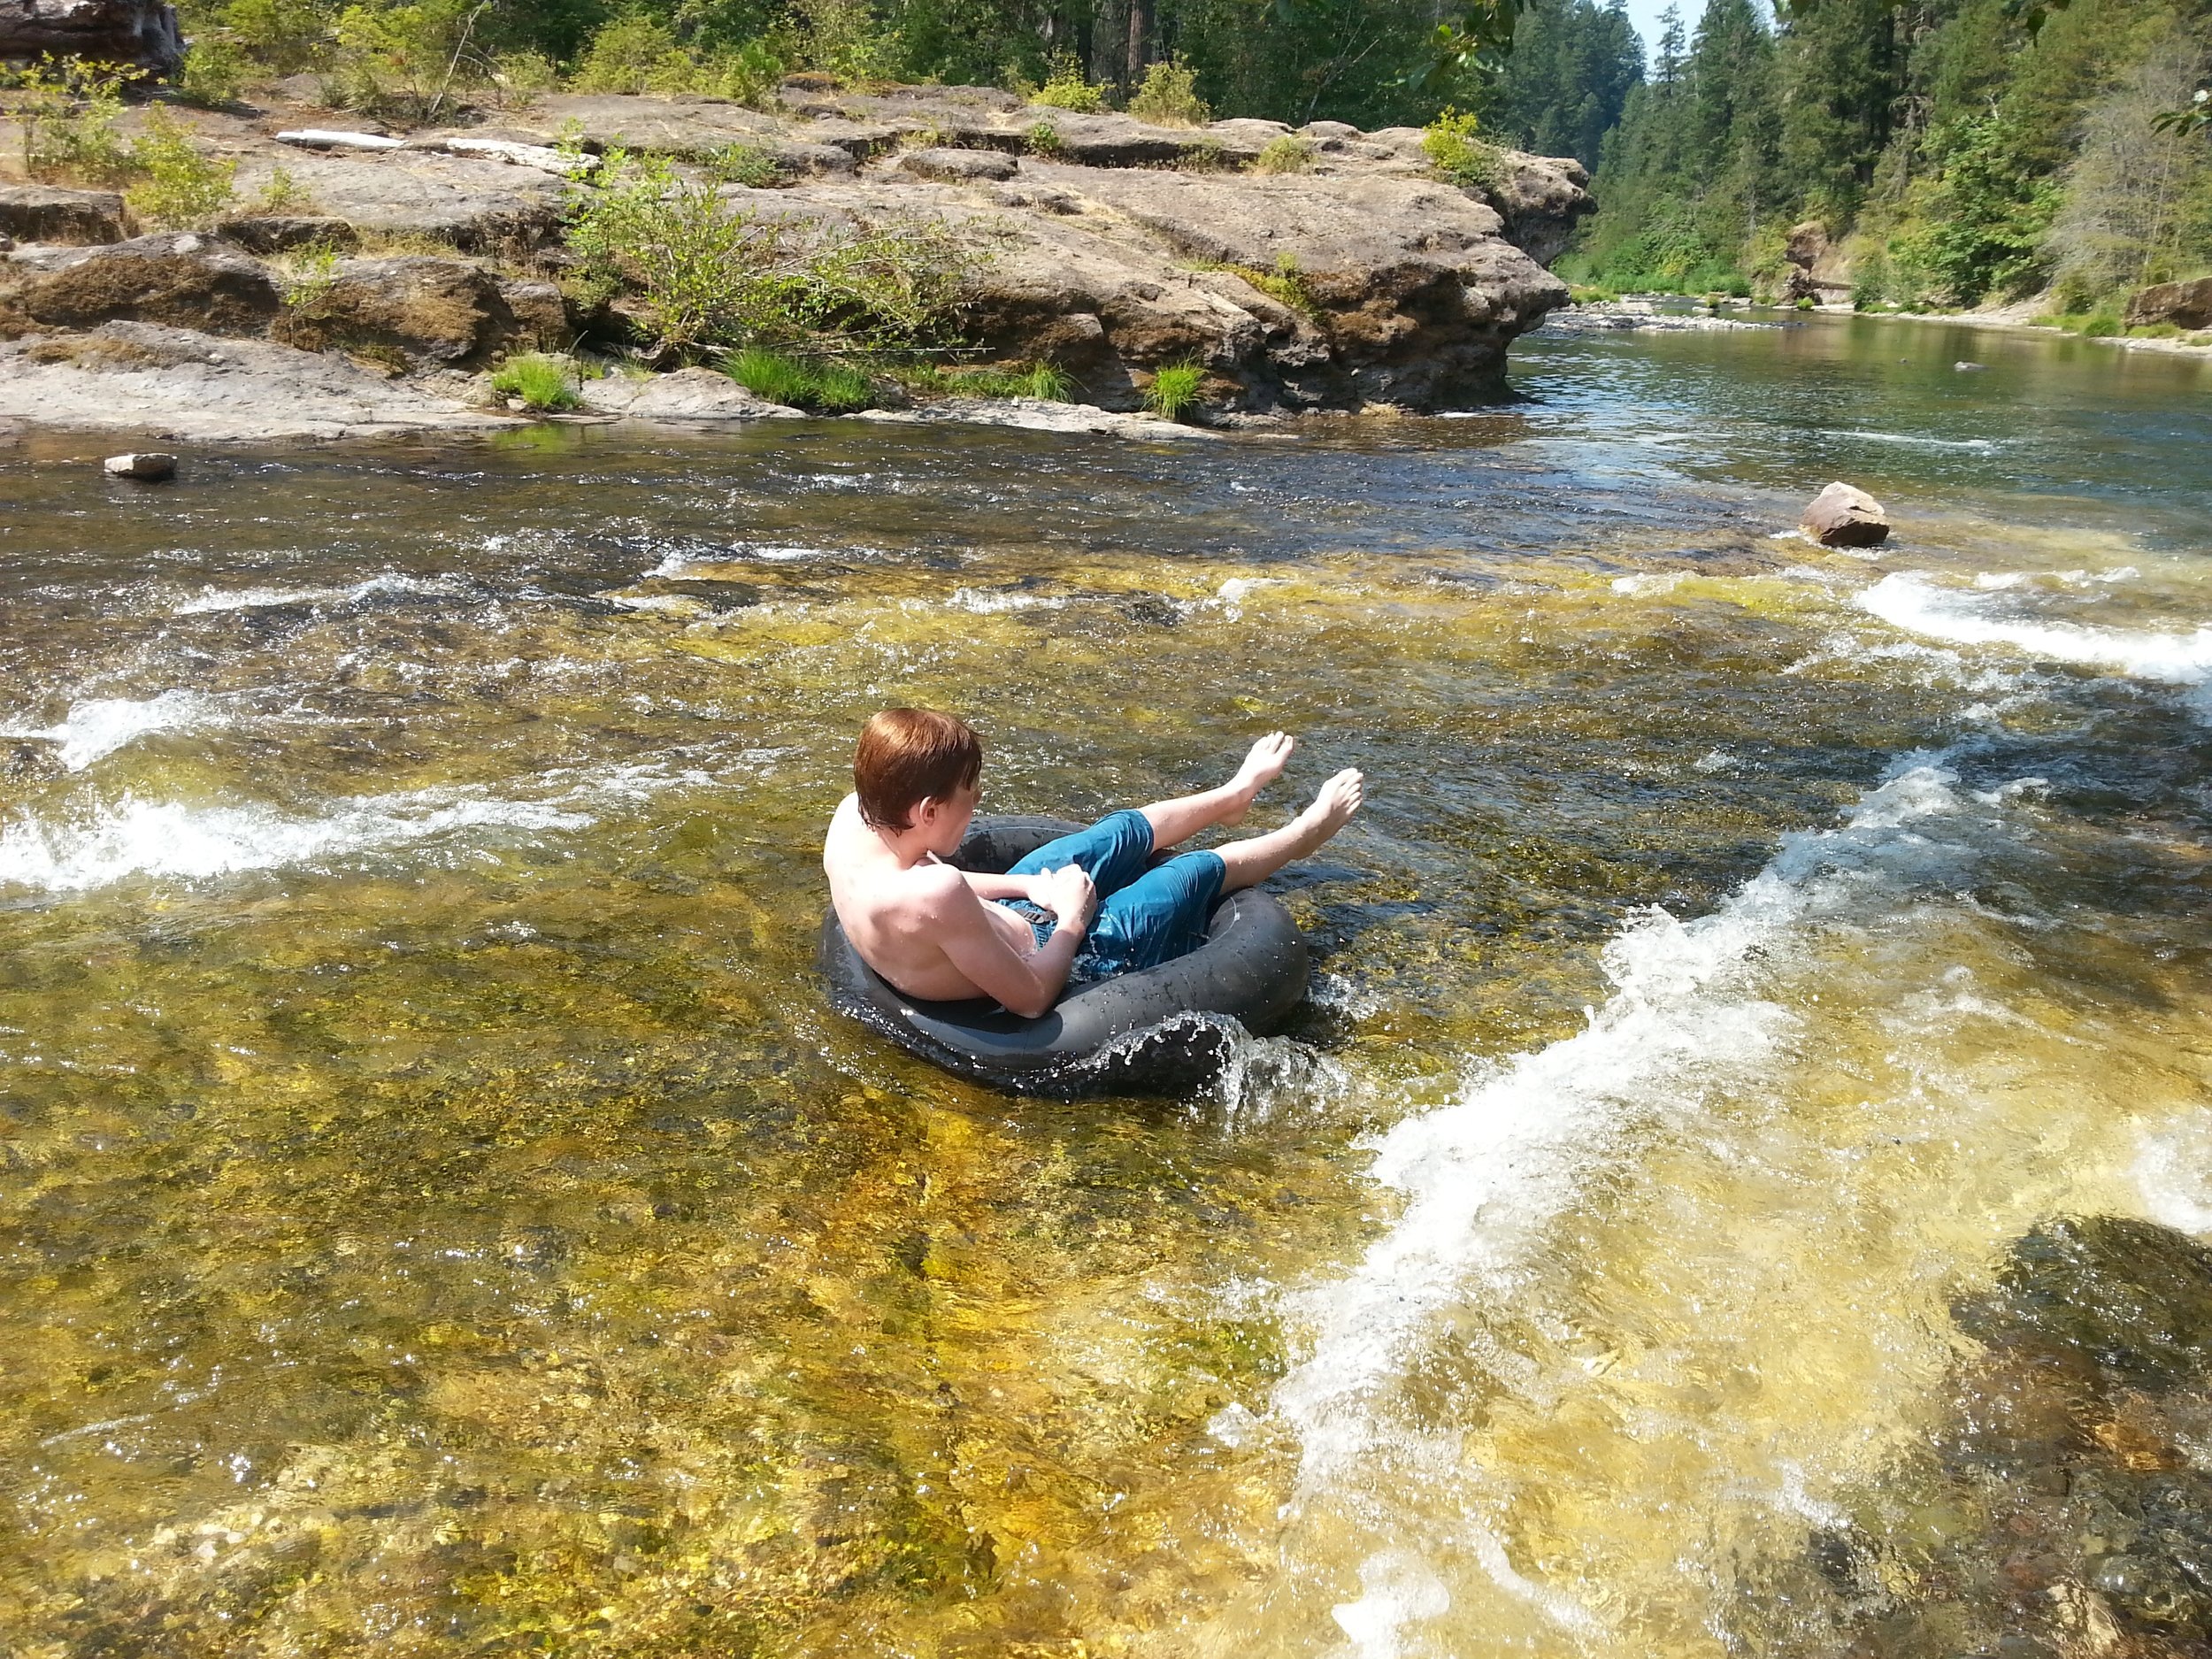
[818, 815, 1311, 1096]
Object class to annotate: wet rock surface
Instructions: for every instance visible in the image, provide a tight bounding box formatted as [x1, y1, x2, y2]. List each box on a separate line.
[1801, 480, 1892, 547]
[1764, 1217, 2212, 1656]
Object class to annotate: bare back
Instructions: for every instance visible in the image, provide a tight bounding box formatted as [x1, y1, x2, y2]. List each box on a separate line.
[822, 794, 1040, 1002]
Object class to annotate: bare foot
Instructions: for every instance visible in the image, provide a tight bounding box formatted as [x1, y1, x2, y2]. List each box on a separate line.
[1299, 768, 1364, 841]
[1220, 731, 1294, 825]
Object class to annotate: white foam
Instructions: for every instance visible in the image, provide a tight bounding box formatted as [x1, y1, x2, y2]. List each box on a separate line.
[0, 790, 589, 894]
[649, 543, 840, 576]
[943, 587, 1065, 614]
[1611, 572, 1685, 596]
[2135, 1114, 2212, 1235]
[1825, 429, 2001, 452]
[1860, 572, 2212, 692]
[173, 573, 453, 614]
[1277, 761, 1975, 1489]
[0, 690, 227, 771]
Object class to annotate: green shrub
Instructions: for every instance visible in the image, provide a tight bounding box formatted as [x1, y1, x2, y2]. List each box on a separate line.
[1423, 108, 1502, 191]
[490, 49, 559, 108]
[1026, 119, 1064, 155]
[329, 0, 488, 120]
[2079, 311, 2123, 337]
[567, 150, 977, 356]
[275, 242, 342, 308]
[951, 360, 1075, 400]
[252, 162, 318, 214]
[1127, 58, 1209, 126]
[2129, 321, 2185, 339]
[491, 352, 582, 411]
[176, 37, 252, 105]
[1251, 134, 1313, 174]
[725, 348, 876, 411]
[8, 57, 142, 185]
[705, 142, 783, 188]
[571, 13, 690, 93]
[1031, 51, 1107, 112]
[125, 109, 238, 229]
[1143, 360, 1204, 419]
[219, 0, 327, 73]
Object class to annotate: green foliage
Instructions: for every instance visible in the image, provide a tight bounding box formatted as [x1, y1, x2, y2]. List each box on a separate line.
[1485, 0, 1643, 170]
[329, 0, 488, 120]
[1196, 253, 1321, 317]
[6, 58, 142, 186]
[567, 150, 977, 355]
[176, 36, 254, 105]
[1031, 51, 1109, 111]
[571, 13, 783, 100]
[724, 348, 877, 411]
[1251, 134, 1314, 173]
[218, 0, 327, 73]
[275, 242, 342, 307]
[949, 360, 1076, 399]
[1895, 110, 2062, 303]
[1026, 119, 1064, 154]
[1423, 108, 1504, 189]
[124, 109, 240, 229]
[704, 142, 785, 187]
[1143, 360, 1205, 419]
[1128, 58, 1210, 126]
[491, 352, 583, 411]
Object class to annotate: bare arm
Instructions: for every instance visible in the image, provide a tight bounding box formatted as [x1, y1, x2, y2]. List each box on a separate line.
[926, 867, 1094, 1018]
[959, 871, 1041, 901]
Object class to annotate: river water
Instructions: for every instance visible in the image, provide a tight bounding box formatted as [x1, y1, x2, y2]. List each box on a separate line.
[2, 314, 2208, 1655]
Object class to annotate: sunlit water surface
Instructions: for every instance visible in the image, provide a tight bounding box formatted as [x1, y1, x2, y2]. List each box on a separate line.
[2, 314, 2209, 1655]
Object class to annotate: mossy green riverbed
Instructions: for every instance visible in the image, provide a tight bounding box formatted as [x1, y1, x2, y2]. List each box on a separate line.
[2, 314, 2210, 1655]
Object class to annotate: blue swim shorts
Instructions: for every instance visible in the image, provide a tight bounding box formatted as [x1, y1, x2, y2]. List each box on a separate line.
[1002, 809, 1226, 979]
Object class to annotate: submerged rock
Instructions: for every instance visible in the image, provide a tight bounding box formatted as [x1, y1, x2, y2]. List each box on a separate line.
[103, 449, 175, 479]
[1800, 480, 1891, 548]
[579, 367, 803, 420]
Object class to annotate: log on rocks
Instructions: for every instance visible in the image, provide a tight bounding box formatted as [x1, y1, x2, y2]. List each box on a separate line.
[0, 183, 127, 246]
[0, 0, 183, 78]
[1801, 481, 1891, 548]
[2126, 276, 2212, 332]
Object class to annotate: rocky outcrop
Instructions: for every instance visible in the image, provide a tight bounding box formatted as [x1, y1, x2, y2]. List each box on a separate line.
[0, 0, 182, 79]
[2126, 275, 2212, 331]
[0, 320, 517, 438]
[0, 232, 279, 334]
[0, 81, 1592, 432]
[1781, 219, 1853, 303]
[0, 182, 126, 245]
[579, 366, 801, 419]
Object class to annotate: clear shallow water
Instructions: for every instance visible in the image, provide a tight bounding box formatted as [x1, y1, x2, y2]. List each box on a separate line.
[0, 315, 2208, 1656]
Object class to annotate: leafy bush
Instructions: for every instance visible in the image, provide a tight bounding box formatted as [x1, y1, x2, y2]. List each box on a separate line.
[705, 142, 784, 188]
[491, 353, 582, 411]
[252, 163, 319, 214]
[8, 58, 142, 186]
[2079, 311, 2123, 336]
[1031, 52, 1107, 112]
[125, 109, 239, 229]
[571, 17, 782, 104]
[1252, 134, 1313, 173]
[1128, 59, 1209, 126]
[1026, 120, 1064, 155]
[329, 0, 488, 121]
[219, 0, 327, 73]
[1143, 361, 1205, 419]
[1422, 108, 1502, 190]
[176, 37, 253, 106]
[725, 348, 875, 411]
[275, 242, 342, 307]
[489, 50, 560, 107]
[568, 150, 977, 355]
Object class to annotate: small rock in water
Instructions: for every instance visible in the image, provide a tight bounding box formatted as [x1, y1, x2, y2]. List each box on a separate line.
[1800, 480, 1890, 547]
[1955, 360, 1986, 372]
[104, 451, 177, 480]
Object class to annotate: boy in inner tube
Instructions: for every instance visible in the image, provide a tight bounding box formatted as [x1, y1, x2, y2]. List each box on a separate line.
[823, 708, 1364, 1018]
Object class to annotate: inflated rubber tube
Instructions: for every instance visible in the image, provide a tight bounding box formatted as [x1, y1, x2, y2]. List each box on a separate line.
[818, 815, 1310, 1096]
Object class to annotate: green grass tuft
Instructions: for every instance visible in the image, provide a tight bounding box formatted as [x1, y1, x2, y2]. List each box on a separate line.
[490, 353, 582, 411]
[950, 361, 1076, 401]
[1142, 361, 1205, 420]
[724, 348, 877, 412]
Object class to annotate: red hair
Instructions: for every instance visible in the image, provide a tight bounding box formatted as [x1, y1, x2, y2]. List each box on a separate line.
[854, 708, 982, 831]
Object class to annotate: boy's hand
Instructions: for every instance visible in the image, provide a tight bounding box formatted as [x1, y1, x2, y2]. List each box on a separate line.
[1033, 864, 1096, 931]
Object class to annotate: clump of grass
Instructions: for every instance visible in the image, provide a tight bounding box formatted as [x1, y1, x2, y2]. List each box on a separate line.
[252, 163, 319, 215]
[950, 361, 1075, 401]
[1251, 134, 1313, 173]
[491, 352, 583, 411]
[1030, 51, 1108, 112]
[1127, 58, 1210, 126]
[1143, 360, 1205, 420]
[274, 241, 342, 307]
[1190, 255, 1319, 320]
[1172, 137, 1228, 172]
[2079, 310, 2124, 337]
[725, 348, 876, 412]
[1568, 282, 1619, 303]
[1422, 107, 1503, 191]
[124, 108, 239, 230]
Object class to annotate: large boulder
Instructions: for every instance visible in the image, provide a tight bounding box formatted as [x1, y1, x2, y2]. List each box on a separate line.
[580, 366, 802, 420]
[0, 232, 279, 336]
[227, 150, 572, 255]
[1800, 481, 1890, 547]
[271, 256, 563, 367]
[896, 147, 1018, 183]
[2126, 276, 2212, 331]
[0, 0, 182, 78]
[0, 183, 127, 245]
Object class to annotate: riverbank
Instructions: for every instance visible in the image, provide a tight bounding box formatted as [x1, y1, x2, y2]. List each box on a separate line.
[1560, 294, 2212, 356]
[0, 79, 1593, 438]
